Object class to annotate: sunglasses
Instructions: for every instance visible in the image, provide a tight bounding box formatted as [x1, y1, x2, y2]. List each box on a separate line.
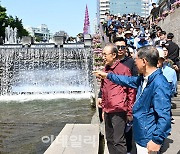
[117, 45, 126, 50]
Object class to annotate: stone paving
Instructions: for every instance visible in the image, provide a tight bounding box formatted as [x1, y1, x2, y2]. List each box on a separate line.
[160, 116, 180, 154]
[103, 116, 180, 154]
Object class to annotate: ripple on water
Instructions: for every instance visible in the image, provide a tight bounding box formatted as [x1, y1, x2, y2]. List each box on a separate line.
[0, 98, 95, 154]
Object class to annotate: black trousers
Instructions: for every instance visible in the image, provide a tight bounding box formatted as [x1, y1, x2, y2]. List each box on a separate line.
[104, 112, 127, 154]
[125, 128, 133, 153]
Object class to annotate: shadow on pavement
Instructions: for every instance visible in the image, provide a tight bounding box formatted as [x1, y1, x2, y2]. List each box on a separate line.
[160, 138, 173, 153]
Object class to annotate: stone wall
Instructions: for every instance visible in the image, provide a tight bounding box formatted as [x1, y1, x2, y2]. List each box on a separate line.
[158, 8, 180, 46]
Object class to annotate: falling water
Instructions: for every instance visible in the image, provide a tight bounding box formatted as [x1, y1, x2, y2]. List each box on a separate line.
[0, 47, 94, 100]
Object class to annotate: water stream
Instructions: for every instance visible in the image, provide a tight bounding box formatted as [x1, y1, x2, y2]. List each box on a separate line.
[0, 98, 95, 154]
[0, 46, 95, 153]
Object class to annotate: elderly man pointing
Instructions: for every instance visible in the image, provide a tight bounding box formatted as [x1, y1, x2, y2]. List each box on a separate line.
[94, 45, 171, 154]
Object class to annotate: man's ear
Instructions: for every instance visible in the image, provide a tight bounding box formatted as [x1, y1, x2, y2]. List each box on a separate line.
[142, 58, 148, 65]
[112, 53, 117, 59]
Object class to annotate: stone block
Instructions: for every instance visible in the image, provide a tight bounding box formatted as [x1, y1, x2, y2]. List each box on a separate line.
[84, 34, 92, 47]
[22, 36, 33, 45]
[53, 36, 64, 46]
[158, 8, 180, 45]
[44, 124, 99, 154]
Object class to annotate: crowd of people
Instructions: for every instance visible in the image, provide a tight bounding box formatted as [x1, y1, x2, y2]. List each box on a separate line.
[94, 4, 180, 154]
[101, 8, 179, 83]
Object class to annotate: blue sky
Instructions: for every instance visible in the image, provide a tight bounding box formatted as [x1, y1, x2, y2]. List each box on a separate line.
[1, 0, 97, 37]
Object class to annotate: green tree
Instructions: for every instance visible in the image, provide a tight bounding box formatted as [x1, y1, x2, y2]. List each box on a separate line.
[0, 4, 29, 40]
[7, 16, 29, 38]
[35, 36, 42, 42]
[0, 5, 8, 38]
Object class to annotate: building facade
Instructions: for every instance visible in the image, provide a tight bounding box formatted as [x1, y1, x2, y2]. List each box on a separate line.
[142, 0, 151, 17]
[25, 24, 53, 42]
[96, 0, 155, 26]
[97, 0, 110, 23]
[110, 0, 145, 16]
[97, 0, 155, 22]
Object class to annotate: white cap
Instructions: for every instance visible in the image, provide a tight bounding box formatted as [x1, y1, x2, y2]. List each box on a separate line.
[156, 47, 164, 58]
[128, 47, 134, 53]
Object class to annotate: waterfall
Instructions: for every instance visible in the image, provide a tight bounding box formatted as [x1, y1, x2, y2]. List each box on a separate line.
[0, 47, 93, 99]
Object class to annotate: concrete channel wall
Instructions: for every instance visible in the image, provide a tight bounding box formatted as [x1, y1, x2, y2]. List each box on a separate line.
[158, 8, 180, 46]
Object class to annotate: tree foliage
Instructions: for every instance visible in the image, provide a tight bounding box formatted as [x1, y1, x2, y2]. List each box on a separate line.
[0, 4, 29, 39]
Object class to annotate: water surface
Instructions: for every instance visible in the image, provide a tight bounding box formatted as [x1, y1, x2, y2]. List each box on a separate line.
[0, 98, 95, 154]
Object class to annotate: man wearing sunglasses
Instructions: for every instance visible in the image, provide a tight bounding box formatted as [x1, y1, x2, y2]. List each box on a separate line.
[114, 37, 138, 154]
[114, 37, 138, 77]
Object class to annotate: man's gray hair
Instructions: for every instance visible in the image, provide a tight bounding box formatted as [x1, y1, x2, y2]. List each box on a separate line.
[137, 45, 159, 67]
[105, 43, 118, 58]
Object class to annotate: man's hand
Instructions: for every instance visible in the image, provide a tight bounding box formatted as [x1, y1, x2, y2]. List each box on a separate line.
[102, 111, 105, 121]
[127, 115, 133, 122]
[147, 140, 161, 153]
[97, 98, 102, 108]
[93, 71, 108, 79]
[173, 65, 179, 72]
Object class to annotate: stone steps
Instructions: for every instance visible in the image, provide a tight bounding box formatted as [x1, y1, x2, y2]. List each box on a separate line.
[172, 82, 180, 116]
[172, 101, 180, 108]
[172, 108, 180, 116]
[172, 96, 180, 101]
